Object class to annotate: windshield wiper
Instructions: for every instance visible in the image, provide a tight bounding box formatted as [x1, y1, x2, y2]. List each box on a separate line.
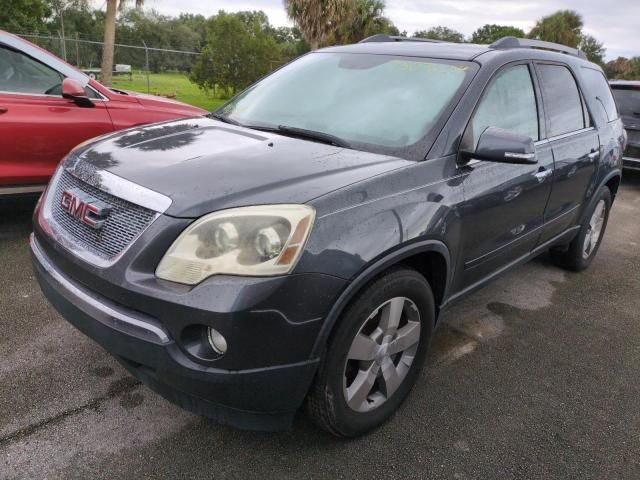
[278, 126, 351, 148]
[210, 112, 245, 127]
[210, 115, 350, 148]
[250, 124, 350, 148]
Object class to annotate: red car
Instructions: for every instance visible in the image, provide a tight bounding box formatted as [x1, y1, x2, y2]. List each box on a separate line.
[0, 31, 206, 196]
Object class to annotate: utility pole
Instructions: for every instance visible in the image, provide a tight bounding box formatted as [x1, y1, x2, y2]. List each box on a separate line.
[143, 40, 150, 93]
[75, 32, 80, 67]
[52, 0, 67, 62]
[58, 2, 67, 61]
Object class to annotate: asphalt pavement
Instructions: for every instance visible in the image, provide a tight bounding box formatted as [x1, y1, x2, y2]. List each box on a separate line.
[1, 173, 639, 479]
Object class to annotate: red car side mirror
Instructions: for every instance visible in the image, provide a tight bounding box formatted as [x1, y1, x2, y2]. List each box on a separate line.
[62, 78, 94, 108]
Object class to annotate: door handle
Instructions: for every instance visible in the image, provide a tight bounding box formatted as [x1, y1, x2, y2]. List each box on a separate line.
[534, 168, 553, 183]
[588, 149, 599, 161]
[0, 107, 7, 114]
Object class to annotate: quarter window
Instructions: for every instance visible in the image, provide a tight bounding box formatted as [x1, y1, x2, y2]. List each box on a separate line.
[0, 46, 63, 95]
[538, 64, 586, 137]
[467, 64, 539, 149]
[582, 67, 619, 122]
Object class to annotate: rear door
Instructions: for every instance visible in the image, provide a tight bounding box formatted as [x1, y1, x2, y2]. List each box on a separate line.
[0, 45, 113, 191]
[459, 62, 555, 287]
[534, 63, 599, 243]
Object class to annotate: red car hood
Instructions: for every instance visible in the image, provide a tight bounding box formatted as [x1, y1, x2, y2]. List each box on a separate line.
[123, 90, 207, 115]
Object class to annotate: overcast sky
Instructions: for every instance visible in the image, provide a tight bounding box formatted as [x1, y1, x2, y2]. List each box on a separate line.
[137, 0, 639, 60]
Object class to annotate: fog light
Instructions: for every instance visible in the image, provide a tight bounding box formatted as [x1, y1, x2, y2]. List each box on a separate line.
[208, 327, 228, 355]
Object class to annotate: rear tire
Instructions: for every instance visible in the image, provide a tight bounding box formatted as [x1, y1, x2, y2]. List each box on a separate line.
[306, 268, 435, 437]
[550, 187, 612, 271]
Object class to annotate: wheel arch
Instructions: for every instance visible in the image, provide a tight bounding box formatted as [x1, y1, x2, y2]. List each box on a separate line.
[310, 239, 451, 358]
[581, 169, 621, 224]
[605, 173, 621, 200]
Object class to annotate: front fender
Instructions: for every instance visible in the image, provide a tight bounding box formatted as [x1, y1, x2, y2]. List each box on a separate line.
[309, 239, 451, 357]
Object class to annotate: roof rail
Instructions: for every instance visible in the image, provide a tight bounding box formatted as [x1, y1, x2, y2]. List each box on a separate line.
[490, 36, 587, 59]
[359, 34, 442, 44]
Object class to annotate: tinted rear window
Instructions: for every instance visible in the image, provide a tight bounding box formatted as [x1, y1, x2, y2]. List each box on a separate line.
[538, 64, 586, 137]
[582, 68, 619, 122]
[612, 88, 640, 118]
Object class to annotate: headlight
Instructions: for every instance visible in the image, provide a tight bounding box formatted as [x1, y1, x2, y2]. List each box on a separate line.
[156, 205, 315, 285]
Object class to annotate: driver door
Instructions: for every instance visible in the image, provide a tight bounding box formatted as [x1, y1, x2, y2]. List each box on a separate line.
[0, 45, 113, 190]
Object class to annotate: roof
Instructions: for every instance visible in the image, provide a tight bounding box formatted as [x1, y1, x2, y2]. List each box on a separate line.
[320, 36, 596, 66]
[0, 30, 89, 86]
[320, 41, 492, 61]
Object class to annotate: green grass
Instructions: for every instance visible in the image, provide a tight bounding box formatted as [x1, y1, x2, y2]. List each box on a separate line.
[112, 72, 227, 111]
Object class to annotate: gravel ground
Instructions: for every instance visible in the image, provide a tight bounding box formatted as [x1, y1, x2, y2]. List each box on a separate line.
[1, 173, 639, 479]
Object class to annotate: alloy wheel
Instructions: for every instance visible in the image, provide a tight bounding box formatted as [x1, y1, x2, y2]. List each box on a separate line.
[583, 199, 606, 259]
[342, 297, 421, 413]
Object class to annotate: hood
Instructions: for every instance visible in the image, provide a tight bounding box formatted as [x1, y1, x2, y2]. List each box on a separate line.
[119, 90, 206, 116]
[71, 118, 412, 217]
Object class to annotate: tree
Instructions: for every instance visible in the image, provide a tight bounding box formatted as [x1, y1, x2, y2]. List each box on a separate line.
[269, 26, 309, 62]
[579, 34, 606, 65]
[528, 10, 583, 48]
[605, 57, 640, 80]
[368, 16, 402, 37]
[470, 24, 525, 44]
[333, 0, 386, 44]
[284, 0, 356, 50]
[190, 11, 279, 96]
[100, 0, 144, 87]
[413, 26, 465, 43]
[0, 0, 51, 33]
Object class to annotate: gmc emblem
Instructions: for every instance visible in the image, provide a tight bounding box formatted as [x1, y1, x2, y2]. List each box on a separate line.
[60, 188, 112, 230]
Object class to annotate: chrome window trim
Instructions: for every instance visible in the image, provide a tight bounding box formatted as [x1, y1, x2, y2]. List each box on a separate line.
[0, 89, 108, 102]
[535, 127, 596, 146]
[0, 90, 67, 99]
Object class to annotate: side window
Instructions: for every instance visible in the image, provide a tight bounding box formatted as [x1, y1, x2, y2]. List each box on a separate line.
[0, 46, 63, 95]
[466, 64, 539, 150]
[581, 67, 619, 123]
[537, 64, 586, 137]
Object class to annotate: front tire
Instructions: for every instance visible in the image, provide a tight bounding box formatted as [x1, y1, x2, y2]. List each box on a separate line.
[551, 186, 612, 271]
[307, 268, 435, 437]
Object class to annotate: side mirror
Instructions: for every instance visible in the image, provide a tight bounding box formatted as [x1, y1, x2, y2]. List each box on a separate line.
[62, 78, 94, 108]
[461, 127, 537, 165]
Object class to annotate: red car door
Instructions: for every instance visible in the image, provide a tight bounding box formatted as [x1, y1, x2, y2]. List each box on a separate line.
[0, 45, 113, 192]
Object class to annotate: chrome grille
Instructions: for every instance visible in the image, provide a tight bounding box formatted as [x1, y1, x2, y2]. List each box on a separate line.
[49, 170, 156, 260]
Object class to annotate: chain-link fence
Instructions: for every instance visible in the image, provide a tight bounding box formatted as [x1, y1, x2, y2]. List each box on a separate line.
[16, 33, 200, 94]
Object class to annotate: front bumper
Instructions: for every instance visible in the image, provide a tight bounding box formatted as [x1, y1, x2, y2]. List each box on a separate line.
[30, 234, 345, 431]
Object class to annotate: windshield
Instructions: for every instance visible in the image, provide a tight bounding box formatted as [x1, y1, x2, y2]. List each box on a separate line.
[612, 88, 640, 119]
[218, 52, 477, 159]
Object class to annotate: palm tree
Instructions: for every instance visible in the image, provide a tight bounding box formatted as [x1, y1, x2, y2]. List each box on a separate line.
[100, 0, 144, 86]
[334, 0, 386, 44]
[283, 0, 356, 50]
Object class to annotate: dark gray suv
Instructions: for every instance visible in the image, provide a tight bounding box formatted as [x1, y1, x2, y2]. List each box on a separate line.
[31, 36, 625, 437]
